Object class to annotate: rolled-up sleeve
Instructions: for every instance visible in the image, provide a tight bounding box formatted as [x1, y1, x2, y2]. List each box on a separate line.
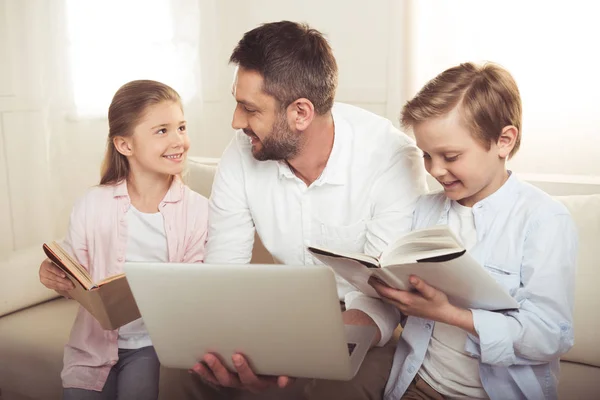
[204, 138, 255, 264]
[346, 141, 428, 346]
[465, 212, 577, 366]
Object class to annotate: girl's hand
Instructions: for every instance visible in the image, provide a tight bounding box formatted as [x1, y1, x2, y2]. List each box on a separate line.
[370, 275, 476, 335]
[39, 258, 75, 292]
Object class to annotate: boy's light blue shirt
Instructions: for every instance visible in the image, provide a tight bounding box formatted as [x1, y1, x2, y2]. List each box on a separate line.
[384, 173, 578, 400]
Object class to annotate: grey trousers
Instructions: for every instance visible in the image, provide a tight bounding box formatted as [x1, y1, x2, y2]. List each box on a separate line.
[63, 346, 160, 400]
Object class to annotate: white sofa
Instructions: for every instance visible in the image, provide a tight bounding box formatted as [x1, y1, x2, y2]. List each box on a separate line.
[0, 158, 598, 400]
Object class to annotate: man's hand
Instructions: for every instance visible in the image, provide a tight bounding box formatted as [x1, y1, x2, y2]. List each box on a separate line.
[39, 258, 74, 292]
[369, 275, 476, 335]
[190, 353, 294, 394]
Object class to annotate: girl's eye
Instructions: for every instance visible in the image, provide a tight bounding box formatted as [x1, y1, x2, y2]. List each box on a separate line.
[444, 155, 459, 162]
[157, 128, 167, 135]
[178, 125, 186, 132]
[422, 153, 431, 160]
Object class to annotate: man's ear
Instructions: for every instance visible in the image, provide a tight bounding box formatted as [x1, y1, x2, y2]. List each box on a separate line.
[497, 125, 518, 159]
[113, 136, 133, 157]
[288, 98, 315, 131]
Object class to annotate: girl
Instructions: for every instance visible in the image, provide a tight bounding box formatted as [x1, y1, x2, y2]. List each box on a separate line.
[39, 80, 209, 399]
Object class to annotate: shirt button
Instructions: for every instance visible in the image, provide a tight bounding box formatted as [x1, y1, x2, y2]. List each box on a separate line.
[425, 323, 432, 330]
[407, 366, 415, 374]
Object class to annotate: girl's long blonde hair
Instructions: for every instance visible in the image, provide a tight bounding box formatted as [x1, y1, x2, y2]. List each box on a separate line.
[100, 80, 182, 185]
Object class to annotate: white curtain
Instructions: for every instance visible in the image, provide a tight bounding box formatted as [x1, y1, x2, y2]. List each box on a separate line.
[0, 0, 203, 259]
[391, 0, 600, 179]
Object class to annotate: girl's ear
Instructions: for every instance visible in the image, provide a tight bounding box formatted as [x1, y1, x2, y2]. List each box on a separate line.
[497, 125, 518, 159]
[113, 136, 133, 157]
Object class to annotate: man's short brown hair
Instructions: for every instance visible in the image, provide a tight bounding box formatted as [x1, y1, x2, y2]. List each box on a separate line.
[229, 21, 338, 115]
[401, 62, 522, 158]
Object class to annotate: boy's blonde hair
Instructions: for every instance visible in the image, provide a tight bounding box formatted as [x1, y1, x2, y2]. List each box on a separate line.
[401, 62, 522, 158]
[100, 80, 182, 185]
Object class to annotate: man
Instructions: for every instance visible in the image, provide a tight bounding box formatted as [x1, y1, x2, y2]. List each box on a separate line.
[161, 21, 427, 400]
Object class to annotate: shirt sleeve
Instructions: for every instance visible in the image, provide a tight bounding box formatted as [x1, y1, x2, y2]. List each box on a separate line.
[204, 137, 255, 264]
[346, 140, 429, 346]
[465, 212, 578, 366]
[61, 193, 90, 272]
[183, 191, 209, 263]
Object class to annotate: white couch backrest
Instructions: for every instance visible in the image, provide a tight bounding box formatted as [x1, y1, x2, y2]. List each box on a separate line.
[556, 194, 600, 367]
[0, 246, 57, 317]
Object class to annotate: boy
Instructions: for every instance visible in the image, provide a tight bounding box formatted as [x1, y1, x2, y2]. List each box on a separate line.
[370, 62, 577, 399]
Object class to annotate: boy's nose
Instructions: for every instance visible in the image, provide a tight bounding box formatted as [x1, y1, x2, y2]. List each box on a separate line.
[429, 160, 447, 179]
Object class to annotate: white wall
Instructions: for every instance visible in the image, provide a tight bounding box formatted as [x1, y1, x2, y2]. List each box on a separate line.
[0, 0, 598, 257]
[194, 0, 406, 157]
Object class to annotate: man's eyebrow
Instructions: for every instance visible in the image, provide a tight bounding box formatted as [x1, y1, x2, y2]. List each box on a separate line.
[236, 98, 260, 109]
[231, 90, 260, 109]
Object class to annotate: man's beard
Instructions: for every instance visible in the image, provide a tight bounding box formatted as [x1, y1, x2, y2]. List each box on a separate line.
[249, 114, 302, 161]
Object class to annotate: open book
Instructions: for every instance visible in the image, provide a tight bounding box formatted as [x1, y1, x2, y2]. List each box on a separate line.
[42, 241, 141, 330]
[308, 225, 519, 311]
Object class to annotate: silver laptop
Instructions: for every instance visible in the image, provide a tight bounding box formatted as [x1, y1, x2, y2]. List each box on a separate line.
[123, 263, 377, 381]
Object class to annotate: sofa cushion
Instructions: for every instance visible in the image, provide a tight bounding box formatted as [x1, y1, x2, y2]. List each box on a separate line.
[0, 297, 78, 399]
[556, 194, 600, 367]
[558, 361, 600, 400]
[186, 158, 218, 199]
[0, 245, 59, 318]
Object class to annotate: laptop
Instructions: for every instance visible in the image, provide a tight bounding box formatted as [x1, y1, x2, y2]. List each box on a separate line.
[123, 263, 378, 381]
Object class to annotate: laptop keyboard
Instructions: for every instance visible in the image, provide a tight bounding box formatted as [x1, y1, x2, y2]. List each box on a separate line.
[347, 342, 357, 356]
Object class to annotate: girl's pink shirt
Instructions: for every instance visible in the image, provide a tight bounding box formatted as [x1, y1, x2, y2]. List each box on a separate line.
[60, 178, 208, 390]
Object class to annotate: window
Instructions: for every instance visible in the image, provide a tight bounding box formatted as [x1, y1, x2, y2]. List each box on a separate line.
[407, 0, 600, 177]
[66, 0, 199, 117]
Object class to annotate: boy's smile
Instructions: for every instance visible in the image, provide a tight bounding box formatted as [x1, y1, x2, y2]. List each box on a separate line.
[414, 107, 510, 207]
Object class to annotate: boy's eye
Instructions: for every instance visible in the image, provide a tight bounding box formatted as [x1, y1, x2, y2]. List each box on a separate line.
[422, 153, 431, 160]
[157, 128, 167, 135]
[178, 125, 186, 132]
[244, 106, 256, 113]
[444, 155, 459, 162]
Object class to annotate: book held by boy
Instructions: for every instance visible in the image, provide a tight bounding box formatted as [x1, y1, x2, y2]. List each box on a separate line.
[42, 241, 141, 330]
[308, 225, 519, 311]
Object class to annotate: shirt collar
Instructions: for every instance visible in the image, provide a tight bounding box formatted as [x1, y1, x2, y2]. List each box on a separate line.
[442, 170, 519, 212]
[112, 176, 183, 203]
[277, 105, 352, 186]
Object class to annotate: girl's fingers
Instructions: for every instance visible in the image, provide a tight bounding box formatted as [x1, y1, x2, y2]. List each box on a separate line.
[44, 261, 67, 278]
[41, 274, 74, 291]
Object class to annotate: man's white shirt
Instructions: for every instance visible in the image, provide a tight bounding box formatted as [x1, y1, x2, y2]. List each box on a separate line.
[205, 103, 428, 345]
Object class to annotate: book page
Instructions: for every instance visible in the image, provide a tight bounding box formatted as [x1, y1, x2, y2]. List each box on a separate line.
[309, 252, 382, 298]
[380, 226, 463, 266]
[43, 242, 96, 290]
[307, 246, 379, 269]
[384, 252, 519, 311]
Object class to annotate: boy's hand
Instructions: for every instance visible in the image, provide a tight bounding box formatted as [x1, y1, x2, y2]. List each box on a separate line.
[369, 275, 454, 322]
[39, 258, 75, 292]
[369, 275, 476, 337]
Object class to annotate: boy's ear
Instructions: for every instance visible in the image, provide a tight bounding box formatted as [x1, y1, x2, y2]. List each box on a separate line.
[113, 136, 133, 157]
[497, 125, 518, 159]
[288, 98, 315, 131]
